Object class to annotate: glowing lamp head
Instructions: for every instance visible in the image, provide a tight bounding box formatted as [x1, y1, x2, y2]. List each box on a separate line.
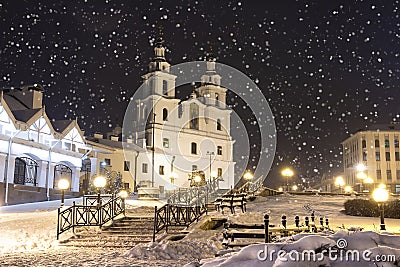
[334, 176, 345, 187]
[372, 187, 389, 203]
[356, 163, 366, 172]
[278, 187, 283, 192]
[356, 172, 367, 180]
[292, 185, 298, 191]
[378, 183, 386, 189]
[58, 179, 70, 190]
[243, 171, 254, 181]
[119, 190, 129, 199]
[281, 168, 294, 177]
[194, 175, 202, 183]
[93, 175, 107, 189]
[364, 177, 374, 184]
[344, 185, 353, 193]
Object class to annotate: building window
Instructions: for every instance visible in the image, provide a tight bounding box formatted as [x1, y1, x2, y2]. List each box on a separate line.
[376, 152, 380, 161]
[14, 157, 39, 186]
[163, 108, 168, 121]
[362, 152, 367, 161]
[395, 138, 399, 148]
[192, 165, 198, 171]
[397, 170, 400, 180]
[191, 142, 197, 154]
[217, 146, 222, 155]
[385, 139, 390, 148]
[386, 152, 391, 161]
[396, 152, 400, 161]
[124, 161, 130, 171]
[163, 80, 168, 95]
[376, 170, 382, 180]
[159, 165, 165, 175]
[142, 163, 148, 173]
[375, 139, 380, 148]
[215, 93, 219, 107]
[104, 158, 111, 166]
[387, 170, 392, 180]
[362, 140, 366, 148]
[217, 168, 222, 177]
[190, 103, 199, 130]
[217, 119, 222, 131]
[163, 138, 169, 148]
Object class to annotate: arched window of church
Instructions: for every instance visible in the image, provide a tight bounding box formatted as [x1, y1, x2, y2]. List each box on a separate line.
[163, 108, 168, 121]
[217, 119, 222, 131]
[191, 142, 197, 154]
[163, 80, 168, 95]
[215, 93, 219, 107]
[190, 103, 199, 130]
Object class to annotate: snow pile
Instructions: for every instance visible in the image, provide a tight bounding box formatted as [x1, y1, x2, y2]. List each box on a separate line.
[125, 233, 222, 262]
[196, 230, 400, 267]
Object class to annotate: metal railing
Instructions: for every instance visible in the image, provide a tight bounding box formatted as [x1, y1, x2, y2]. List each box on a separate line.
[234, 175, 265, 195]
[166, 177, 220, 205]
[153, 203, 207, 242]
[57, 194, 125, 239]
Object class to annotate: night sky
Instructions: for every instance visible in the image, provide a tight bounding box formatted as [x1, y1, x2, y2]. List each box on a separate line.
[1, 0, 399, 187]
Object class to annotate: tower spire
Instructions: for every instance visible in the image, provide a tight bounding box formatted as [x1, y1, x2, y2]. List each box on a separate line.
[148, 26, 170, 72]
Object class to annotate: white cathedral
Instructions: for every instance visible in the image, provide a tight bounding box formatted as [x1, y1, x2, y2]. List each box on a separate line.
[127, 36, 236, 190]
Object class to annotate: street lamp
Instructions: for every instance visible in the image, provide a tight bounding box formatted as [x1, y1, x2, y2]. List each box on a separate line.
[278, 187, 283, 192]
[372, 187, 389, 230]
[292, 185, 298, 191]
[356, 171, 367, 192]
[334, 176, 345, 193]
[364, 177, 374, 192]
[344, 185, 353, 194]
[194, 174, 202, 184]
[93, 175, 107, 207]
[206, 151, 214, 182]
[281, 168, 294, 192]
[58, 178, 70, 207]
[244, 171, 254, 182]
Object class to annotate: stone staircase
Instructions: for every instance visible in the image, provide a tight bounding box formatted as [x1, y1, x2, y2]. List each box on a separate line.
[59, 215, 155, 248]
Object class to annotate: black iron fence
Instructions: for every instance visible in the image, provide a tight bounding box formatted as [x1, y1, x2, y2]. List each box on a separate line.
[57, 194, 125, 239]
[153, 203, 206, 242]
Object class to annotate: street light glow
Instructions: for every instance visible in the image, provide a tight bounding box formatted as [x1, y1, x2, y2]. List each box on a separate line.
[194, 175, 202, 183]
[372, 187, 389, 203]
[292, 185, 298, 191]
[58, 179, 70, 190]
[243, 171, 254, 181]
[356, 163, 366, 172]
[93, 175, 107, 189]
[334, 176, 345, 187]
[344, 185, 353, 193]
[356, 172, 367, 180]
[281, 168, 294, 177]
[364, 177, 374, 184]
[119, 190, 129, 199]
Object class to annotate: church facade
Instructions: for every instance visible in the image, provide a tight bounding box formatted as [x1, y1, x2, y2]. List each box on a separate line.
[128, 37, 236, 190]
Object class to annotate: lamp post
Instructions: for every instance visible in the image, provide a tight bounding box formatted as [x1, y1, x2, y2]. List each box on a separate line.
[334, 176, 345, 193]
[244, 171, 254, 193]
[119, 189, 128, 216]
[281, 168, 294, 192]
[206, 151, 214, 182]
[364, 177, 374, 192]
[344, 185, 353, 194]
[58, 178, 70, 207]
[93, 175, 107, 207]
[356, 171, 367, 193]
[372, 187, 389, 231]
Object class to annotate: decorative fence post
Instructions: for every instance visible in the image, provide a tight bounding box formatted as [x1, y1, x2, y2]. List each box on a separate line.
[153, 206, 157, 242]
[295, 215, 300, 228]
[264, 213, 269, 243]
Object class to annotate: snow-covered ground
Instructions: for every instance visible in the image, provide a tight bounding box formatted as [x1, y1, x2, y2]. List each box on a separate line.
[0, 194, 399, 266]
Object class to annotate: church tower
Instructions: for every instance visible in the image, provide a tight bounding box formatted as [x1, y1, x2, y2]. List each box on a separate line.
[141, 33, 177, 98]
[196, 53, 227, 108]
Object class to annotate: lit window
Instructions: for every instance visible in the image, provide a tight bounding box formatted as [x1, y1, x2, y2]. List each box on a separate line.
[163, 138, 169, 148]
[163, 108, 168, 121]
[159, 165, 165, 175]
[217, 119, 222, 131]
[124, 161, 130, 171]
[217, 146, 222, 155]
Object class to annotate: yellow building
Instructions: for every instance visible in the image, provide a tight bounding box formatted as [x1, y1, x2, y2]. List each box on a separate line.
[342, 123, 400, 193]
